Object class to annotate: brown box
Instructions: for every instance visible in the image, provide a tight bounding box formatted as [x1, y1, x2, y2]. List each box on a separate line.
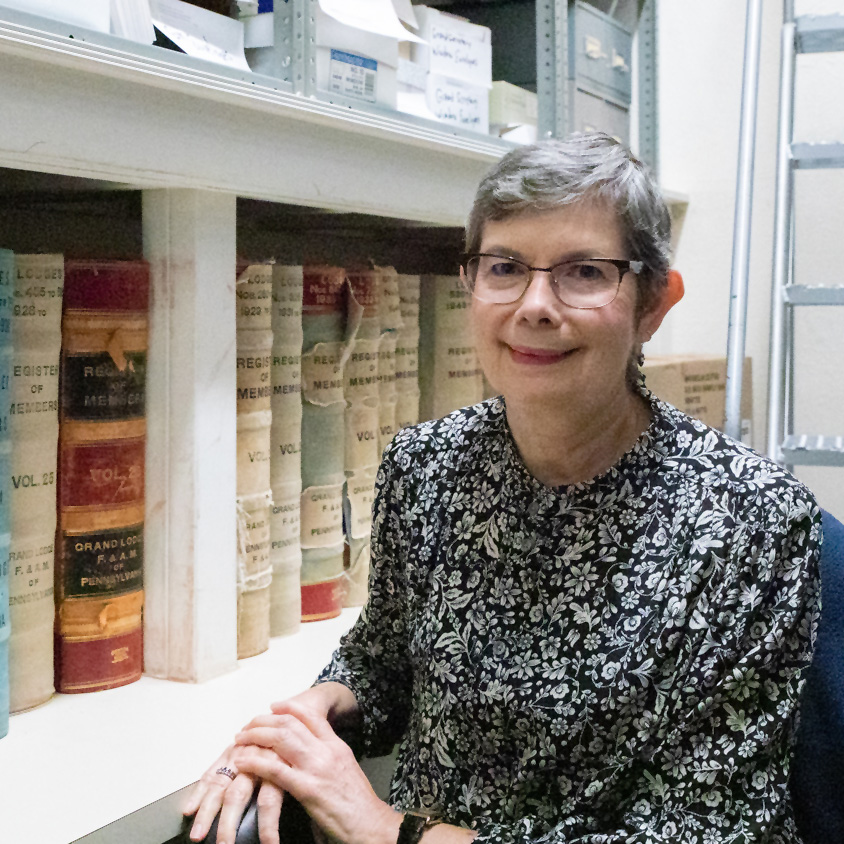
[642, 355, 753, 443]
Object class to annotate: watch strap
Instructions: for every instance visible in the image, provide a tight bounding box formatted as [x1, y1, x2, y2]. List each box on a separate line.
[397, 811, 441, 844]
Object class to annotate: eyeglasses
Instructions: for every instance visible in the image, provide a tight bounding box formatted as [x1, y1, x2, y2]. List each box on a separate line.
[462, 254, 644, 309]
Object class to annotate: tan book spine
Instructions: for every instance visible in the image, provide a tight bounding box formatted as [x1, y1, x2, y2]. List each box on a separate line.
[8, 253, 63, 712]
[236, 264, 276, 657]
[418, 275, 483, 422]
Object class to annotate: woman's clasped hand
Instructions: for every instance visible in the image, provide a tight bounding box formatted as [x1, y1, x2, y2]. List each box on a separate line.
[182, 682, 396, 844]
[228, 703, 398, 844]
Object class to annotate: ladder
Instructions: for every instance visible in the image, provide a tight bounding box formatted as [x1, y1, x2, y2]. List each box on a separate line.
[765, 6, 844, 468]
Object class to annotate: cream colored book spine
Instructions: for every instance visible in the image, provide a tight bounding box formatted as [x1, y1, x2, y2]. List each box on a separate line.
[269, 265, 303, 637]
[235, 263, 273, 658]
[418, 274, 483, 422]
[8, 253, 63, 713]
[0, 247, 13, 736]
[395, 274, 421, 431]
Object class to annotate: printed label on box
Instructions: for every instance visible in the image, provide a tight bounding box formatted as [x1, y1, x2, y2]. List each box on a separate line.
[329, 49, 377, 103]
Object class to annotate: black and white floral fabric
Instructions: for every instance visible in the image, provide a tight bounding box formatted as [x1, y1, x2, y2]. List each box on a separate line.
[318, 392, 822, 843]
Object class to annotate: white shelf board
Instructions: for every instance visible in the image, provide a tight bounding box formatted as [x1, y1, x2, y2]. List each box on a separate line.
[1, 609, 360, 844]
[0, 9, 509, 226]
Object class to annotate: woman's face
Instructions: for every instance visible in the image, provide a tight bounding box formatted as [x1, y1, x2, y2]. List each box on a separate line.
[469, 202, 653, 414]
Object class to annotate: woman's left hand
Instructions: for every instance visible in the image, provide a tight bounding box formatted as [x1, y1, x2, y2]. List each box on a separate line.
[231, 700, 401, 844]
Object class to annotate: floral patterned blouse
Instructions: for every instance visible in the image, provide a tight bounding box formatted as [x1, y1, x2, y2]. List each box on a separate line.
[317, 392, 822, 844]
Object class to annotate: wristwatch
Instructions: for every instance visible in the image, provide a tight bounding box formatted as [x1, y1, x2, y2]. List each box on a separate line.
[397, 810, 442, 844]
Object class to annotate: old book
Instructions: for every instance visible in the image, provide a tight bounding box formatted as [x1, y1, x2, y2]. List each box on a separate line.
[300, 267, 347, 621]
[269, 481, 302, 637]
[0, 247, 12, 737]
[55, 259, 148, 694]
[269, 265, 304, 637]
[236, 262, 272, 332]
[377, 331, 397, 456]
[343, 465, 378, 607]
[8, 253, 63, 712]
[236, 263, 274, 658]
[418, 275, 483, 422]
[395, 274, 420, 430]
[340, 270, 381, 610]
[236, 490, 272, 658]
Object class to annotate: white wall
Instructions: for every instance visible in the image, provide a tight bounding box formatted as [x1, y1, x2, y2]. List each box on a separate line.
[653, 0, 844, 521]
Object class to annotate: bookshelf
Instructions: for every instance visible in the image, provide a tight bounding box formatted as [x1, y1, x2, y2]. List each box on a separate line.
[0, 3, 667, 840]
[0, 5, 504, 841]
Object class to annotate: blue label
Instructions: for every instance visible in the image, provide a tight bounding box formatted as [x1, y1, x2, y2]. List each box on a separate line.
[330, 49, 377, 71]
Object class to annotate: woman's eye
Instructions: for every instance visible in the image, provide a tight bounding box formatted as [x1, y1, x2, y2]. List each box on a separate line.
[489, 261, 522, 277]
[564, 262, 608, 281]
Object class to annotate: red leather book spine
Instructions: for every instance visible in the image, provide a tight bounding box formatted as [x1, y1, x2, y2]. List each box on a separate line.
[55, 626, 143, 693]
[56, 260, 148, 693]
[59, 437, 145, 509]
[300, 575, 345, 622]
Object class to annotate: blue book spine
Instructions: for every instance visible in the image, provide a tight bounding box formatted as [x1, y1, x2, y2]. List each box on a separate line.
[0, 247, 14, 739]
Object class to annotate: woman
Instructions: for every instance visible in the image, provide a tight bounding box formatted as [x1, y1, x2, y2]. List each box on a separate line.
[185, 133, 821, 844]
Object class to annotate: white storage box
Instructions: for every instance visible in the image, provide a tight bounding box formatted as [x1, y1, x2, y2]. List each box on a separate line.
[316, 5, 399, 109]
[411, 5, 492, 88]
[489, 80, 538, 143]
[398, 6, 492, 134]
[426, 73, 489, 133]
[489, 81, 537, 128]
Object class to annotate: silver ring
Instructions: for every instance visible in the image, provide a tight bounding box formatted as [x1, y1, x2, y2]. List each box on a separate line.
[216, 766, 237, 781]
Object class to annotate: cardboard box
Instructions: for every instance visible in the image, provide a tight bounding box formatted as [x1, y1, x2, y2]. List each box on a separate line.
[642, 355, 753, 443]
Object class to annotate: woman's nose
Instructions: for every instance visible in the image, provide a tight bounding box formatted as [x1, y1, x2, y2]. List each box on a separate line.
[517, 270, 562, 321]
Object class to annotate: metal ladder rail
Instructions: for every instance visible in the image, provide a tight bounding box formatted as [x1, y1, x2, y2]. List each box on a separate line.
[765, 11, 844, 468]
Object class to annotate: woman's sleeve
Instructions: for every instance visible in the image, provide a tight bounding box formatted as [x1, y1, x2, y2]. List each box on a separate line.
[471, 487, 823, 844]
[315, 438, 416, 757]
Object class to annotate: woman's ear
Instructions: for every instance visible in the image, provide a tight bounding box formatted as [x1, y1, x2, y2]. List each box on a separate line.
[638, 269, 684, 342]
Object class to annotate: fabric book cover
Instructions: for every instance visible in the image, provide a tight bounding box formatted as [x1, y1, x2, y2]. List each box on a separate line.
[55, 259, 148, 694]
[418, 274, 483, 422]
[395, 274, 420, 431]
[0, 247, 13, 736]
[269, 265, 304, 637]
[235, 262, 274, 658]
[300, 266, 348, 621]
[8, 253, 63, 713]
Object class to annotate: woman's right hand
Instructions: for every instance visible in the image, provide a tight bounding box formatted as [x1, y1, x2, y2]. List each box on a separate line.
[181, 682, 360, 844]
[181, 744, 259, 843]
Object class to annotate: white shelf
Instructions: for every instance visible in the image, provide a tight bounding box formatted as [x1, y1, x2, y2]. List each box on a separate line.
[0, 9, 479, 843]
[0, 8, 509, 226]
[1, 610, 359, 844]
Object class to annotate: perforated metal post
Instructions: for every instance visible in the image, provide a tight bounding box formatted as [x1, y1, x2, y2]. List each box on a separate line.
[290, 0, 316, 97]
[637, 0, 658, 173]
[766, 18, 797, 460]
[537, 0, 568, 138]
[725, 0, 764, 442]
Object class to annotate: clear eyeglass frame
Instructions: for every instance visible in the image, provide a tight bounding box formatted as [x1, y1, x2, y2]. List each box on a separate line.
[461, 253, 644, 310]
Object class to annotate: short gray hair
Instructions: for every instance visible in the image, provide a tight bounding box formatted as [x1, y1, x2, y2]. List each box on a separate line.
[465, 132, 672, 317]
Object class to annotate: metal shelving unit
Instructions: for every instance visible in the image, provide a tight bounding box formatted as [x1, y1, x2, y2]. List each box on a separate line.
[766, 9, 844, 468]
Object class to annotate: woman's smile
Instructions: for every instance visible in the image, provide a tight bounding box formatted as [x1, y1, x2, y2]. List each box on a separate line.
[507, 344, 578, 365]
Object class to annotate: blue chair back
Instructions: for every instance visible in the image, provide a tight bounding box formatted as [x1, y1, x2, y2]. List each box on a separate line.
[792, 508, 844, 842]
